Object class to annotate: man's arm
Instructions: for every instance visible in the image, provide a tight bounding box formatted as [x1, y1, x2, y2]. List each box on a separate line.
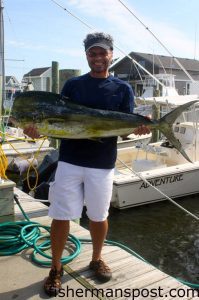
[133, 124, 151, 135]
[120, 84, 150, 138]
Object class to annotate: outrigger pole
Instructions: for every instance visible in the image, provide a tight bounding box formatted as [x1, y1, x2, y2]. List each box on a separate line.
[0, 0, 4, 116]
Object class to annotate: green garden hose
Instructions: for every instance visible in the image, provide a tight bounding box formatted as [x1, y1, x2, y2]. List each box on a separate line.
[0, 194, 81, 265]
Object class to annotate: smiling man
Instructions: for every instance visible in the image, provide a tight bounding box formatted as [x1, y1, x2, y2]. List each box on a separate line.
[35, 32, 150, 296]
[85, 34, 113, 77]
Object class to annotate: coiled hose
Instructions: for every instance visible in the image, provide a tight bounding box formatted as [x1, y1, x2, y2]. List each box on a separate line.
[0, 194, 81, 265]
[0, 194, 198, 288]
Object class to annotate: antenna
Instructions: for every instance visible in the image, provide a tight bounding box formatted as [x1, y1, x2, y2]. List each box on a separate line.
[194, 23, 197, 60]
[118, 0, 196, 83]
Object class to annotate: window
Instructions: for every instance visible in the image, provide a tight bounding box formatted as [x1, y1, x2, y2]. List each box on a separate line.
[138, 60, 145, 67]
[174, 126, 179, 132]
[180, 127, 186, 134]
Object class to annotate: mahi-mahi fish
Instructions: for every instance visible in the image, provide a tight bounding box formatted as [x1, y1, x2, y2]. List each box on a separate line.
[12, 91, 198, 163]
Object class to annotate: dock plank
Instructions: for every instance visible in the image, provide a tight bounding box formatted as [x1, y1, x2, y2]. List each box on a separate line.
[14, 187, 48, 219]
[134, 276, 184, 300]
[8, 188, 198, 299]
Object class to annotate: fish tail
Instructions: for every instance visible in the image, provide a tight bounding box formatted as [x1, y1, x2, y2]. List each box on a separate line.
[158, 100, 198, 163]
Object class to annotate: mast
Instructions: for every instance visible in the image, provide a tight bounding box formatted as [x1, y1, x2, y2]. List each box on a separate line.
[0, 0, 4, 115]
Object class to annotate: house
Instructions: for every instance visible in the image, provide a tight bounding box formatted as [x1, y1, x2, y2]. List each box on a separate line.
[3, 76, 22, 111]
[5, 75, 22, 99]
[23, 67, 51, 91]
[109, 52, 199, 96]
[23, 67, 81, 92]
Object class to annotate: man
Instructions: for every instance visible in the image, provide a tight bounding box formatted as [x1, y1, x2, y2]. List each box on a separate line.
[25, 32, 149, 296]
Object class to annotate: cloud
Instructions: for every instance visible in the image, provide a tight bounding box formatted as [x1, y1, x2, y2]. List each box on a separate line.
[51, 47, 83, 57]
[5, 0, 198, 80]
[6, 40, 83, 57]
[66, 0, 195, 59]
[6, 40, 46, 51]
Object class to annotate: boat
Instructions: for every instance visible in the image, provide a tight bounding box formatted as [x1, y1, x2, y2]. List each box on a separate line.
[134, 73, 199, 118]
[112, 70, 199, 208]
[111, 112, 199, 209]
[117, 132, 151, 149]
[109, 75, 199, 210]
[2, 127, 54, 174]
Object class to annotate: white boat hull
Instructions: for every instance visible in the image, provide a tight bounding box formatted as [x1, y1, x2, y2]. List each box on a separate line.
[112, 162, 199, 209]
[117, 133, 151, 149]
[112, 120, 199, 209]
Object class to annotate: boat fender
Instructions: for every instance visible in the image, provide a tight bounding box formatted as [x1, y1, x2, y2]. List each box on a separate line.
[12, 158, 38, 175]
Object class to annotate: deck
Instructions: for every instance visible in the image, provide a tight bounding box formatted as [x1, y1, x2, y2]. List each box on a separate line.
[0, 187, 198, 299]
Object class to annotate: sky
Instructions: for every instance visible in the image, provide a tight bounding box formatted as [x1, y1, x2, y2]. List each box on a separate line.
[2, 0, 199, 81]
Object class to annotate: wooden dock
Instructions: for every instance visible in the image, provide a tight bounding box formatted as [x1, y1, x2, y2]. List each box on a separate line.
[0, 187, 198, 299]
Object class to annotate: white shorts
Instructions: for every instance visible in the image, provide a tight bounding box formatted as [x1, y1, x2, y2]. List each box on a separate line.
[48, 161, 114, 221]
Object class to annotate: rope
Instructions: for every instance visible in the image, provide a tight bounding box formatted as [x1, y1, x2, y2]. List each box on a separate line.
[0, 129, 45, 142]
[0, 143, 8, 179]
[7, 136, 47, 191]
[0, 122, 8, 178]
[117, 0, 196, 83]
[0, 122, 6, 143]
[0, 127, 48, 189]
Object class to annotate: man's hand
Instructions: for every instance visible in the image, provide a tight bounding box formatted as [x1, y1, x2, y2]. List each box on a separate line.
[133, 125, 150, 136]
[23, 124, 40, 139]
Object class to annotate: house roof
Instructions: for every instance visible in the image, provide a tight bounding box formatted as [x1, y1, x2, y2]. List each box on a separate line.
[6, 76, 12, 82]
[110, 52, 199, 72]
[5, 76, 20, 84]
[23, 67, 51, 77]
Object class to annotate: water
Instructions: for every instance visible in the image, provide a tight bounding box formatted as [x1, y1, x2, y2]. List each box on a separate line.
[81, 195, 199, 285]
